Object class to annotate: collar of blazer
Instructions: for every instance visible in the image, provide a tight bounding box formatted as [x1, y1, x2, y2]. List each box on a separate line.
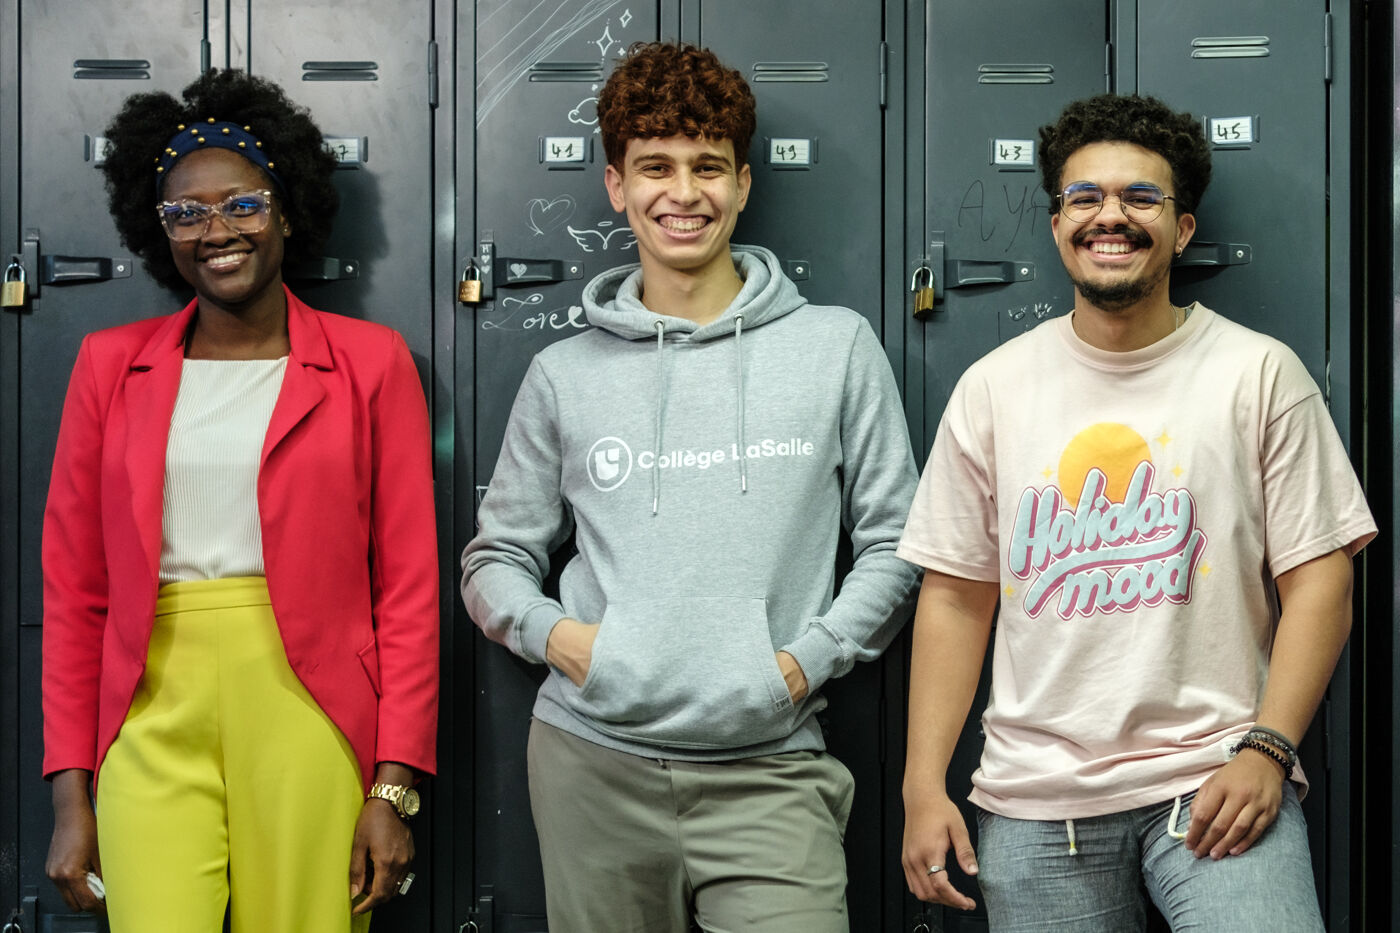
[128, 284, 333, 373]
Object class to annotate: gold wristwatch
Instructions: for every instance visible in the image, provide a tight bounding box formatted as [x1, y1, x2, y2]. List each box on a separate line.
[367, 782, 421, 820]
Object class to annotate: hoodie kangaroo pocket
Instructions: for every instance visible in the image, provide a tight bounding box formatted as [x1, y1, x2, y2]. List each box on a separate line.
[569, 596, 795, 749]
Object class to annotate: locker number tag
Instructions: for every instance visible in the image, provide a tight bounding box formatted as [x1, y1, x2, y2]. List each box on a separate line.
[768, 138, 813, 168]
[991, 139, 1035, 169]
[323, 137, 367, 166]
[543, 137, 587, 164]
[1208, 116, 1256, 147]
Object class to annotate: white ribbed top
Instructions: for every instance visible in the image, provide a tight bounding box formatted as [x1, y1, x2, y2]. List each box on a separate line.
[159, 357, 288, 583]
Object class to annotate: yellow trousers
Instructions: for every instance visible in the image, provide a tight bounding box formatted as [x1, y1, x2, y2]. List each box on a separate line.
[95, 577, 370, 933]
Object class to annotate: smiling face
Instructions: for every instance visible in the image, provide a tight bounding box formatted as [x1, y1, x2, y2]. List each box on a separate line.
[604, 134, 751, 282]
[161, 147, 288, 315]
[1051, 141, 1195, 314]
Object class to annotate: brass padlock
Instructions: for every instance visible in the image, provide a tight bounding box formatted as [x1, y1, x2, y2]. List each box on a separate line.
[2, 259, 26, 310]
[458, 264, 482, 304]
[910, 265, 935, 321]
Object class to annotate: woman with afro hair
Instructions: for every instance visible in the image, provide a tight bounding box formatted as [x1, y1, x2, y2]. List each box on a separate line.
[40, 68, 438, 930]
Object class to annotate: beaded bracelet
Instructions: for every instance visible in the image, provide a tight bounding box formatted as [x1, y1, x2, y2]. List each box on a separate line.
[1247, 726, 1298, 763]
[1243, 727, 1298, 775]
[1232, 736, 1294, 780]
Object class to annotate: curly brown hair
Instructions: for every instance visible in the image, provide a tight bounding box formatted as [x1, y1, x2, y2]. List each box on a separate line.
[598, 42, 757, 168]
[1038, 94, 1211, 215]
[101, 68, 339, 293]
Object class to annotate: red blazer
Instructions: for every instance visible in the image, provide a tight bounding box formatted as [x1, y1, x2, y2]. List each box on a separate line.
[41, 288, 439, 790]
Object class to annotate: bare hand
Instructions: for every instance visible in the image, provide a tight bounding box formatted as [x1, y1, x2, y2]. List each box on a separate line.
[776, 651, 808, 703]
[901, 786, 978, 910]
[349, 799, 415, 914]
[46, 769, 105, 914]
[1185, 750, 1284, 859]
[546, 617, 599, 687]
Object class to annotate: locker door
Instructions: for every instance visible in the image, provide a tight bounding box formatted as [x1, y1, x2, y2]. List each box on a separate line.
[908, 3, 1108, 929]
[237, 6, 439, 929]
[457, 2, 660, 929]
[3, 3, 218, 926]
[687, 3, 893, 926]
[1125, 1, 1344, 923]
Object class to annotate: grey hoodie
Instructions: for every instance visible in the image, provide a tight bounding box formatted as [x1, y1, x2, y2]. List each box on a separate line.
[462, 245, 919, 760]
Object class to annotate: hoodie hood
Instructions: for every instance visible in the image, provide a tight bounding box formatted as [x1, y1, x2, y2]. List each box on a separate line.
[582, 244, 807, 340]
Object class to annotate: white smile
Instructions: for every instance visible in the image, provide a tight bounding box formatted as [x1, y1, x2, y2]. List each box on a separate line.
[1088, 242, 1136, 255]
[203, 253, 248, 269]
[658, 216, 709, 232]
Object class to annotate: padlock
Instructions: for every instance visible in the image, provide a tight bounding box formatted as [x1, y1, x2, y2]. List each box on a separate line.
[458, 265, 482, 304]
[2, 260, 26, 309]
[910, 265, 935, 321]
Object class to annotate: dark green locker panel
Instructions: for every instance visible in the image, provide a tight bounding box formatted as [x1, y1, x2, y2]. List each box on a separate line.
[690, 1, 892, 926]
[906, 3, 1109, 929]
[459, 3, 661, 929]
[1125, 2, 1350, 925]
[7, 3, 215, 927]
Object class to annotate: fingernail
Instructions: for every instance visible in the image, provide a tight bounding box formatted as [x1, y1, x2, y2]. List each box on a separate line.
[968, 863, 979, 874]
[349, 884, 360, 897]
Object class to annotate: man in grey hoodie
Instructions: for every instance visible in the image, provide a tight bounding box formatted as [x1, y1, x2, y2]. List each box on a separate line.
[461, 41, 919, 932]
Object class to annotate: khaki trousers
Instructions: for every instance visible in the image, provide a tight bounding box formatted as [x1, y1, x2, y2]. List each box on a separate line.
[527, 718, 854, 933]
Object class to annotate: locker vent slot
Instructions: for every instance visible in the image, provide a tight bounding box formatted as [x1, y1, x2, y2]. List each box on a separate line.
[752, 62, 829, 83]
[529, 62, 604, 82]
[977, 64, 1053, 85]
[1190, 36, 1270, 59]
[302, 61, 379, 82]
[73, 59, 151, 80]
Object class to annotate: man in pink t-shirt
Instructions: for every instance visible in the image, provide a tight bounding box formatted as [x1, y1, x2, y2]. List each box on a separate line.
[897, 94, 1375, 932]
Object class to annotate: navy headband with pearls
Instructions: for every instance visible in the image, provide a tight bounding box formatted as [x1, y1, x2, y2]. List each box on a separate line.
[155, 118, 286, 194]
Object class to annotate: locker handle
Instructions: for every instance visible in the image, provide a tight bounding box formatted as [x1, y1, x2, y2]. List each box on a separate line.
[1174, 241, 1251, 267]
[41, 254, 134, 286]
[945, 259, 1035, 288]
[493, 256, 584, 288]
[284, 257, 361, 281]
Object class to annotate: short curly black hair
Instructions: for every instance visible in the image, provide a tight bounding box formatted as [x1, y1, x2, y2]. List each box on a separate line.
[101, 68, 339, 292]
[598, 42, 757, 169]
[1038, 94, 1211, 216]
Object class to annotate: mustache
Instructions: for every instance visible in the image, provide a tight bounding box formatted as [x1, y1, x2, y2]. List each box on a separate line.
[1072, 227, 1153, 249]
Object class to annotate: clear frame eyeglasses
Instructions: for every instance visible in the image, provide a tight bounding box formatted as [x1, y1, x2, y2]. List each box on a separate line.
[1056, 182, 1176, 223]
[155, 189, 275, 241]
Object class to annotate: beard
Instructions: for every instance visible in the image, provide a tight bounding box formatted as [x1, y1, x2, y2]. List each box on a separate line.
[1069, 227, 1168, 312]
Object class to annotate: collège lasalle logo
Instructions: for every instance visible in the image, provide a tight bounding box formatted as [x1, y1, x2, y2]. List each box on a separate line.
[586, 436, 634, 492]
[585, 434, 816, 492]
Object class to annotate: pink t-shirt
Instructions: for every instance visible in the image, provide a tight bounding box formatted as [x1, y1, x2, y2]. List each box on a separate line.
[898, 305, 1376, 819]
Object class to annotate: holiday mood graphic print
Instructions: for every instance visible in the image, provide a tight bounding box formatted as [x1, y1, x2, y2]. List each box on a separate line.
[1007, 423, 1207, 620]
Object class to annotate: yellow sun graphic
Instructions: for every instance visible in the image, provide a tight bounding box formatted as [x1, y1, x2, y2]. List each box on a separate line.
[1057, 423, 1152, 508]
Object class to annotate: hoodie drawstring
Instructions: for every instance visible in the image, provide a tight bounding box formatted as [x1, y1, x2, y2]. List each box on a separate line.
[734, 313, 747, 493]
[651, 320, 665, 515]
[1065, 819, 1078, 856]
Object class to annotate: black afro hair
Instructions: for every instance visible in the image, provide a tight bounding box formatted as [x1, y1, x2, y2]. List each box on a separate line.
[101, 68, 339, 293]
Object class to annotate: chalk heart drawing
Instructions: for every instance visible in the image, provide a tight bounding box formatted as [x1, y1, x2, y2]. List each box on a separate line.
[568, 96, 599, 126]
[509, 262, 529, 278]
[527, 195, 577, 236]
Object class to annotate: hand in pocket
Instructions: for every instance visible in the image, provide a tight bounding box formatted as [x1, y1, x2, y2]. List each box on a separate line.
[546, 617, 600, 686]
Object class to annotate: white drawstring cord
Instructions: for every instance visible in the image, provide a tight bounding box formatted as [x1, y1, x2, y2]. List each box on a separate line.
[1065, 819, 1078, 856]
[1166, 796, 1188, 840]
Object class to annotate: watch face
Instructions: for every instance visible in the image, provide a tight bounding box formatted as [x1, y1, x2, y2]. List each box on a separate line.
[402, 787, 421, 817]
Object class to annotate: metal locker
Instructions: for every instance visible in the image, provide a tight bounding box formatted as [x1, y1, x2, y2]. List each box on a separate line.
[2, 2, 219, 926]
[458, 2, 661, 929]
[1122, 1, 1353, 925]
[687, 2, 893, 925]
[904, 2, 1110, 928]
